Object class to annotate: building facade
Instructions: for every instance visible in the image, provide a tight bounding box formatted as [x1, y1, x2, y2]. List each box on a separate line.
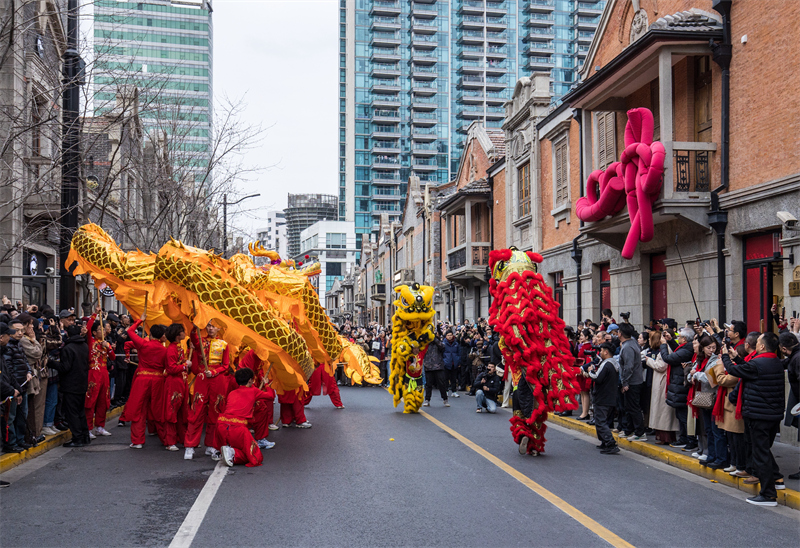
[298, 220, 358, 305]
[339, 0, 605, 244]
[285, 194, 339, 258]
[91, 0, 213, 174]
[254, 210, 287, 261]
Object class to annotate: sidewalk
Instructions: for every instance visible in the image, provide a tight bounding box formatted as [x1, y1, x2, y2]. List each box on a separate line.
[0, 407, 124, 473]
[549, 414, 800, 510]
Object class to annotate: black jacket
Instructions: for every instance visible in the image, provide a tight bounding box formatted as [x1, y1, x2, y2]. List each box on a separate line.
[589, 358, 618, 407]
[785, 346, 800, 401]
[724, 353, 785, 422]
[2, 338, 31, 384]
[489, 341, 503, 367]
[1, 351, 20, 397]
[660, 342, 693, 408]
[458, 340, 472, 368]
[48, 335, 89, 395]
[423, 337, 444, 371]
[473, 370, 502, 401]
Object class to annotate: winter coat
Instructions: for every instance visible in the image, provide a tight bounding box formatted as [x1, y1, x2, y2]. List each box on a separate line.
[644, 354, 678, 431]
[473, 370, 502, 401]
[660, 342, 693, 408]
[458, 340, 472, 368]
[589, 358, 618, 408]
[724, 353, 785, 422]
[489, 341, 503, 367]
[785, 346, 800, 403]
[423, 337, 445, 371]
[710, 361, 745, 434]
[442, 339, 460, 370]
[2, 338, 31, 385]
[48, 334, 89, 395]
[619, 338, 644, 387]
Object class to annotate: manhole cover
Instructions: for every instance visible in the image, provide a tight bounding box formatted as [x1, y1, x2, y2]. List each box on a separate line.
[80, 443, 131, 452]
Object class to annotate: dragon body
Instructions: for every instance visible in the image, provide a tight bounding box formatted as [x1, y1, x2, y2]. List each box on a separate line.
[389, 283, 436, 414]
[488, 248, 580, 455]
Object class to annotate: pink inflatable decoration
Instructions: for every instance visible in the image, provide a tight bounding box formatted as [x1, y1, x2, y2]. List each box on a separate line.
[575, 108, 665, 259]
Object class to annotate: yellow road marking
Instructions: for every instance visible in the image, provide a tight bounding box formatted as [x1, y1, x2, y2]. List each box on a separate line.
[420, 410, 635, 548]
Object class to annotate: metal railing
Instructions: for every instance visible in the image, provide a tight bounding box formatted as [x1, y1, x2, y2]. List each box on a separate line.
[449, 247, 467, 270]
[674, 149, 711, 192]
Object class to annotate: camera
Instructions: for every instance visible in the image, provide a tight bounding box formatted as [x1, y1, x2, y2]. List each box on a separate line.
[44, 267, 55, 276]
[777, 211, 798, 230]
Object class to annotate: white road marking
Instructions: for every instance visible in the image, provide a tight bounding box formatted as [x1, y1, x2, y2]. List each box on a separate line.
[169, 461, 229, 548]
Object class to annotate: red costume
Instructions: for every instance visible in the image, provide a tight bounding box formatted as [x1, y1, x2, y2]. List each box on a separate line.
[184, 331, 230, 450]
[303, 365, 343, 408]
[85, 315, 114, 431]
[238, 350, 275, 435]
[217, 385, 273, 467]
[278, 389, 308, 426]
[120, 320, 168, 445]
[163, 342, 189, 446]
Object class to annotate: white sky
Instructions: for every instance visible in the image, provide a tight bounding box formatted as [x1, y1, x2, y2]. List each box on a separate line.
[213, 0, 339, 236]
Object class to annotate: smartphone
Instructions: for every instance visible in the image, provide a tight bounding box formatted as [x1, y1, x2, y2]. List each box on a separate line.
[781, 307, 785, 318]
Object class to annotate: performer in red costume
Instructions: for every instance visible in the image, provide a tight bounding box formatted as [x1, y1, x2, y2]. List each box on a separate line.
[303, 364, 344, 409]
[86, 307, 115, 438]
[278, 388, 311, 428]
[219, 367, 274, 467]
[184, 320, 230, 461]
[119, 319, 169, 448]
[162, 324, 190, 451]
[238, 349, 277, 446]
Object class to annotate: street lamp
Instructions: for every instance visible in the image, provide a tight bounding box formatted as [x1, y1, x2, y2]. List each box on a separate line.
[223, 193, 260, 257]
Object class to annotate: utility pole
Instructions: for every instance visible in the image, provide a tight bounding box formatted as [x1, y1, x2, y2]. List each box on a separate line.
[222, 193, 260, 257]
[59, 0, 84, 308]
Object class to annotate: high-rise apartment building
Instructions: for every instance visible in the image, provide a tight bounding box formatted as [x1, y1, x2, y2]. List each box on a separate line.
[284, 194, 339, 258]
[255, 211, 287, 260]
[91, 0, 213, 166]
[339, 0, 604, 243]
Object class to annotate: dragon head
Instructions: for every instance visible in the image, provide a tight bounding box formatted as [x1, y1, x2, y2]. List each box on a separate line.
[393, 282, 435, 322]
[489, 247, 543, 285]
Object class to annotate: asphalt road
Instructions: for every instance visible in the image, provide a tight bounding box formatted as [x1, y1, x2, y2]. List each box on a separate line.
[1, 386, 799, 548]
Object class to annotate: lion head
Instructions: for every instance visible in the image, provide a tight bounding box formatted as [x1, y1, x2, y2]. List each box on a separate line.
[393, 282, 435, 322]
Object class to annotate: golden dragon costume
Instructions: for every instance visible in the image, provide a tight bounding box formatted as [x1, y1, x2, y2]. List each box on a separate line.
[389, 283, 436, 413]
[488, 248, 580, 455]
[66, 224, 378, 393]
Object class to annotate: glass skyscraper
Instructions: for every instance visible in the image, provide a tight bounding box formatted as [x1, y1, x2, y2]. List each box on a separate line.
[92, 0, 213, 166]
[340, 0, 604, 244]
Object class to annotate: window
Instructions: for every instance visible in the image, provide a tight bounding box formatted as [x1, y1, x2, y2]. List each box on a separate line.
[326, 262, 342, 276]
[596, 112, 616, 170]
[650, 253, 667, 322]
[326, 233, 346, 249]
[552, 272, 564, 319]
[554, 139, 569, 207]
[518, 162, 530, 217]
[598, 263, 610, 315]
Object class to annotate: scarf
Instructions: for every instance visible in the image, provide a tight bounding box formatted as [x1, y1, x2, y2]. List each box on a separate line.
[712, 358, 727, 420]
[665, 343, 687, 397]
[687, 354, 707, 418]
[735, 352, 777, 420]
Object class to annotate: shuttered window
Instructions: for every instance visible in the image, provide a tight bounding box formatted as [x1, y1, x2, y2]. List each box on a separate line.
[554, 139, 569, 207]
[518, 163, 531, 217]
[596, 111, 616, 170]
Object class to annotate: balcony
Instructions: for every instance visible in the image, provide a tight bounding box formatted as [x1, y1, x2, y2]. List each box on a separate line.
[411, 98, 438, 110]
[577, 30, 595, 42]
[354, 293, 367, 308]
[458, 91, 484, 103]
[412, 19, 438, 34]
[393, 268, 416, 285]
[412, 160, 438, 171]
[486, 31, 507, 43]
[524, 28, 555, 41]
[371, 16, 400, 31]
[524, 42, 554, 55]
[412, 81, 438, 95]
[370, 0, 401, 16]
[458, 108, 484, 119]
[461, 15, 485, 29]
[486, 1, 509, 16]
[372, 143, 401, 154]
[411, 51, 438, 64]
[446, 243, 492, 282]
[412, 128, 438, 141]
[373, 158, 401, 170]
[371, 126, 401, 138]
[486, 16, 508, 30]
[412, 34, 438, 49]
[460, 45, 484, 58]
[579, 142, 716, 250]
[412, 144, 438, 156]
[412, 66, 438, 79]
[527, 56, 554, 70]
[485, 60, 507, 74]
[412, 3, 437, 17]
[370, 283, 386, 301]
[371, 47, 400, 62]
[459, 60, 484, 74]
[459, 30, 485, 44]
[459, 75, 484, 88]
[411, 112, 438, 125]
[370, 81, 401, 93]
[370, 97, 400, 108]
[373, 189, 401, 200]
[371, 63, 400, 77]
[485, 106, 505, 119]
[526, 0, 555, 12]
[372, 112, 400, 123]
[576, 15, 601, 31]
[576, 1, 605, 16]
[371, 32, 401, 47]
[486, 45, 508, 58]
[526, 13, 554, 26]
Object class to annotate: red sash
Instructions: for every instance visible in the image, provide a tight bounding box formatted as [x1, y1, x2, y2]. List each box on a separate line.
[735, 352, 776, 420]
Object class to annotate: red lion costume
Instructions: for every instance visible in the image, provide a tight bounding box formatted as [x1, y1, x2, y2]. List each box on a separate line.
[488, 248, 580, 455]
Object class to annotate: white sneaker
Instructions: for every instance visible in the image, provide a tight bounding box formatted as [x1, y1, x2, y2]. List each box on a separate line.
[257, 438, 275, 449]
[210, 449, 221, 461]
[626, 434, 647, 442]
[129, 443, 143, 449]
[184, 447, 195, 460]
[691, 451, 702, 459]
[501, 403, 510, 408]
[221, 445, 235, 467]
[295, 421, 312, 428]
[96, 427, 112, 437]
[204, 446, 215, 456]
[281, 422, 294, 428]
[165, 445, 179, 451]
[268, 423, 279, 431]
[42, 427, 59, 436]
[723, 465, 736, 473]
[88, 430, 97, 440]
[422, 401, 430, 407]
[452, 392, 460, 398]
[443, 400, 450, 407]
[699, 455, 709, 462]
[334, 405, 345, 409]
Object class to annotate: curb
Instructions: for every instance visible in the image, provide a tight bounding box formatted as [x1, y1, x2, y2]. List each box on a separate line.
[548, 414, 800, 511]
[0, 406, 124, 474]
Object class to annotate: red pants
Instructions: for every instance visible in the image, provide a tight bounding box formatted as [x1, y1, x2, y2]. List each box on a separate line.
[278, 391, 307, 425]
[250, 398, 273, 440]
[85, 368, 110, 430]
[120, 372, 166, 445]
[217, 421, 262, 467]
[305, 367, 343, 408]
[163, 375, 188, 446]
[184, 374, 229, 449]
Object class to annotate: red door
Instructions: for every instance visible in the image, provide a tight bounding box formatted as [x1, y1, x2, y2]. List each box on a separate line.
[599, 263, 610, 315]
[650, 253, 668, 321]
[743, 232, 780, 333]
